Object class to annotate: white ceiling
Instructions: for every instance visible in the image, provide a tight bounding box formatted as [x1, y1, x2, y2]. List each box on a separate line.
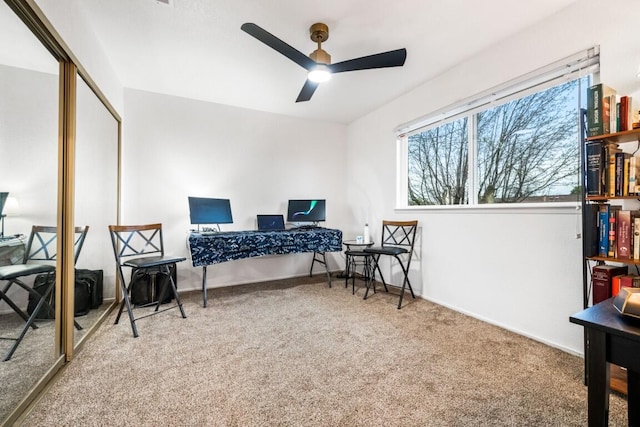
[75, 0, 579, 124]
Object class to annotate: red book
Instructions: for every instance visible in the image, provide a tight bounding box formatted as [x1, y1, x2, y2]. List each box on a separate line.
[592, 265, 627, 304]
[612, 276, 622, 297]
[616, 210, 631, 259]
[608, 206, 622, 257]
[619, 275, 635, 290]
[621, 96, 630, 131]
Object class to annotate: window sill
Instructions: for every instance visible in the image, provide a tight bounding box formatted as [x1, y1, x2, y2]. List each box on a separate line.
[395, 202, 581, 215]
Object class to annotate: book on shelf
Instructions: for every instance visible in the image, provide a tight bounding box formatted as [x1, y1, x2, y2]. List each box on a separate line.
[620, 96, 634, 132]
[585, 141, 606, 195]
[624, 156, 630, 196]
[612, 274, 637, 296]
[631, 210, 640, 258]
[632, 215, 640, 259]
[615, 152, 630, 196]
[592, 265, 627, 304]
[608, 205, 622, 257]
[606, 144, 621, 197]
[609, 94, 618, 136]
[584, 203, 600, 257]
[587, 83, 617, 136]
[616, 210, 631, 259]
[629, 156, 640, 195]
[598, 204, 610, 257]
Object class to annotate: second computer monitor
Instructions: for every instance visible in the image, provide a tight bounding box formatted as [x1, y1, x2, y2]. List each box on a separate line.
[286, 199, 326, 223]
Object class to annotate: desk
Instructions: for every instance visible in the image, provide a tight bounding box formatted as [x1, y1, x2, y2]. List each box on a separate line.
[188, 228, 342, 306]
[570, 299, 640, 426]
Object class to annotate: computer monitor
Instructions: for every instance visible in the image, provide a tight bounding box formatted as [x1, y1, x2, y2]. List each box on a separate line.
[286, 199, 326, 223]
[188, 197, 233, 226]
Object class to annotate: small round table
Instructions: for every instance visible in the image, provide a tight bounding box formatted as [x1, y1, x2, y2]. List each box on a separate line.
[342, 240, 374, 295]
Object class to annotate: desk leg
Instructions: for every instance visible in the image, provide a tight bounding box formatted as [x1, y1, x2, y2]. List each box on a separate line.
[629, 369, 639, 427]
[202, 266, 207, 308]
[586, 329, 609, 427]
[309, 252, 331, 287]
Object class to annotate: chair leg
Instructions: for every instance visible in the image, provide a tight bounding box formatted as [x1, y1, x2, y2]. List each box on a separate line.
[344, 255, 350, 289]
[114, 279, 138, 338]
[395, 256, 415, 309]
[371, 255, 389, 293]
[364, 255, 381, 300]
[351, 259, 357, 295]
[0, 285, 37, 328]
[3, 277, 55, 361]
[161, 264, 186, 319]
[352, 264, 356, 295]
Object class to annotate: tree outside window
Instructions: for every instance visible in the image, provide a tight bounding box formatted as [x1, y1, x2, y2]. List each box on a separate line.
[407, 77, 587, 206]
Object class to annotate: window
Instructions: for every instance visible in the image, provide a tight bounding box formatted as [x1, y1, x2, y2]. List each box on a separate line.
[399, 48, 597, 207]
[408, 118, 469, 205]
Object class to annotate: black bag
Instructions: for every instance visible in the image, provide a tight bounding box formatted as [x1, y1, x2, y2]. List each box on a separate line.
[27, 273, 56, 319]
[74, 275, 91, 316]
[27, 269, 95, 318]
[130, 263, 177, 306]
[130, 269, 153, 306]
[76, 268, 104, 309]
[155, 265, 177, 304]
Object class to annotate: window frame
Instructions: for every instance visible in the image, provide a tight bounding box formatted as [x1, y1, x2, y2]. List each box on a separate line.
[396, 47, 599, 211]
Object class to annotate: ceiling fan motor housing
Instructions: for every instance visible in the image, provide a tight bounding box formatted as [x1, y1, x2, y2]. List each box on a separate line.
[309, 23, 331, 65]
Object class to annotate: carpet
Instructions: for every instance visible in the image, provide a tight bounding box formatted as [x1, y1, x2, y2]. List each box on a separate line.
[21, 278, 628, 426]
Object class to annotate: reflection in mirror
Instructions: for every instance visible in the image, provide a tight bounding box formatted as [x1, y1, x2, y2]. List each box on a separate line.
[73, 74, 118, 345]
[0, 0, 60, 421]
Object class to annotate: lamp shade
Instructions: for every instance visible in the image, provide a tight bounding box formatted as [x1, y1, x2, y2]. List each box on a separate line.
[4, 197, 19, 216]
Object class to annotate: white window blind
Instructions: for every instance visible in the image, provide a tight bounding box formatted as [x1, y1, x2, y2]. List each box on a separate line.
[395, 46, 600, 137]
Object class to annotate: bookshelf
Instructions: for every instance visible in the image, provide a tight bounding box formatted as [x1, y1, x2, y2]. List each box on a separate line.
[582, 126, 640, 395]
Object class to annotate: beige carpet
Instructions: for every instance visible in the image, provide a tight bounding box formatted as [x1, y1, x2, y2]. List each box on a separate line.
[0, 302, 110, 419]
[21, 277, 628, 426]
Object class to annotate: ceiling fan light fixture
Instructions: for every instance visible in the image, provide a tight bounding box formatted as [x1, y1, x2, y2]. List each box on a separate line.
[308, 64, 332, 83]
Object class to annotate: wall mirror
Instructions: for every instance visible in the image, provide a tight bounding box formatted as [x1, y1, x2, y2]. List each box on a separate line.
[0, 0, 61, 421]
[0, 0, 121, 422]
[73, 73, 119, 347]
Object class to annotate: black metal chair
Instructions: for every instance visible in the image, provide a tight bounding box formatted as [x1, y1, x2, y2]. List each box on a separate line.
[364, 220, 418, 309]
[109, 223, 186, 337]
[0, 225, 89, 361]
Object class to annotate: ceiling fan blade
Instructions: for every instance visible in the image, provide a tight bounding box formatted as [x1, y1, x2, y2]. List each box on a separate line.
[241, 23, 315, 70]
[295, 80, 320, 103]
[329, 48, 407, 74]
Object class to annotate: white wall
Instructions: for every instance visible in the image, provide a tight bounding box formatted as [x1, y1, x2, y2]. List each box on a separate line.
[346, 0, 640, 355]
[33, 0, 123, 114]
[122, 89, 348, 290]
[0, 64, 58, 314]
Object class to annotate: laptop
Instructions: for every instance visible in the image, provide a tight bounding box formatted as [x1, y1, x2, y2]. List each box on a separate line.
[257, 214, 286, 231]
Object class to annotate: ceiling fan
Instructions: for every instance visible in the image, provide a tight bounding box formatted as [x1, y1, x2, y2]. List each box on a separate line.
[241, 22, 407, 103]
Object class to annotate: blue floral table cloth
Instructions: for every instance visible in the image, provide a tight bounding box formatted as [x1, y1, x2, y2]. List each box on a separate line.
[188, 228, 343, 267]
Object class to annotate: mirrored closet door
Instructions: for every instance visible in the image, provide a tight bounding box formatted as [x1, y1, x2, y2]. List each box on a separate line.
[73, 75, 119, 346]
[0, 0, 61, 421]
